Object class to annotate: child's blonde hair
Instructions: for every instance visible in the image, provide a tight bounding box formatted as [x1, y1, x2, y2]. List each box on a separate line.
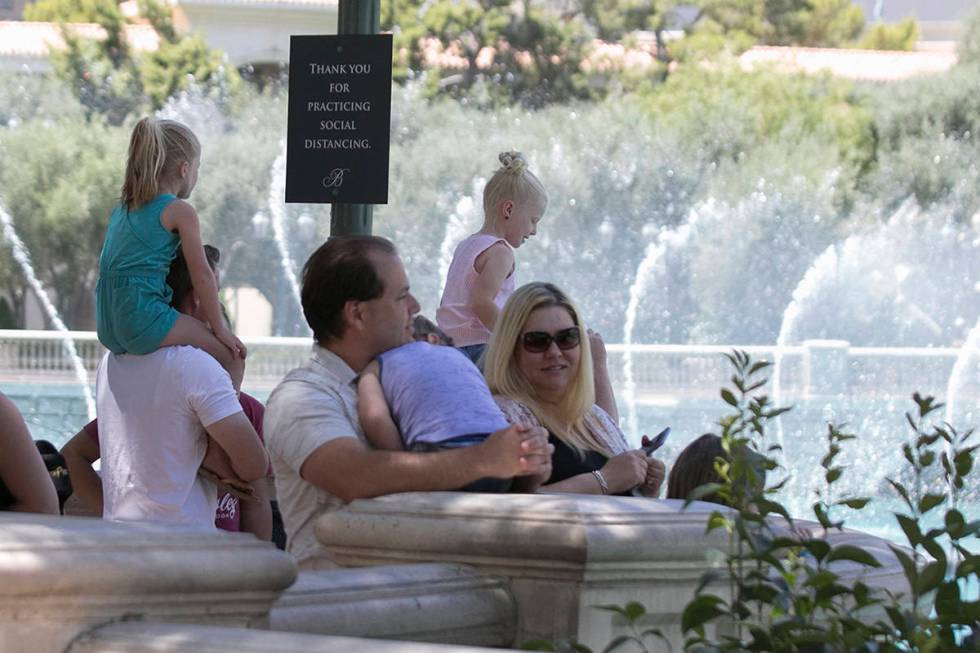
[482, 151, 548, 224]
[484, 282, 610, 458]
[121, 117, 200, 210]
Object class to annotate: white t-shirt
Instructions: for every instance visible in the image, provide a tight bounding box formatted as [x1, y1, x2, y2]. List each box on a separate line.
[264, 345, 363, 567]
[96, 346, 243, 528]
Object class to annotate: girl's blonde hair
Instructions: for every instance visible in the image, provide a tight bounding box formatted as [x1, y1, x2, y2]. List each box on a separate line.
[121, 117, 200, 209]
[484, 282, 611, 458]
[482, 151, 548, 224]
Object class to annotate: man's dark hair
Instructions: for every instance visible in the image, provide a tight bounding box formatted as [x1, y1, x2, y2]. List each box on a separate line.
[167, 244, 220, 309]
[301, 236, 396, 344]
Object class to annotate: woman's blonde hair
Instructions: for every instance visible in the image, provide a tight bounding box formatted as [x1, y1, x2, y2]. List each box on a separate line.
[484, 282, 611, 457]
[482, 151, 548, 225]
[121, 117, 200, 210]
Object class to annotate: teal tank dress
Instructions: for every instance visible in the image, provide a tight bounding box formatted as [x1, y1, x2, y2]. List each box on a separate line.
[96, 194, 181, 355]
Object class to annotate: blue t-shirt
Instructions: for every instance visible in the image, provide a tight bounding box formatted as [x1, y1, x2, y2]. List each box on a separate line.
[377, 341, 508, 447]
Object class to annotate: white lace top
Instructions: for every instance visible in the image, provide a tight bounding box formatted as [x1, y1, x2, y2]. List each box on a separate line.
[493, 395, 631, 455]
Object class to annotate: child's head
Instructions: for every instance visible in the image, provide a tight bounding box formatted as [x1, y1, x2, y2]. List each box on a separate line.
[412, 315, 454, 346]
[482, 151, 548, 249]
[121, 117, 201, 209]
[667, 433, 727, 506]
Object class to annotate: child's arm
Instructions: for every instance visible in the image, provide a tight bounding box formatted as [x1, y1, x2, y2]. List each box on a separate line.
[161, 200, 246, 358]
[470, 243, 514, 331]
[240, 477, 273, 541]
[60, 421, 104, 515]
[357, 360, 404, 451]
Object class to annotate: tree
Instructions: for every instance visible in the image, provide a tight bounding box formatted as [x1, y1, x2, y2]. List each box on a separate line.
[857, 16, 919, 51]
[24, 0, 236, 123]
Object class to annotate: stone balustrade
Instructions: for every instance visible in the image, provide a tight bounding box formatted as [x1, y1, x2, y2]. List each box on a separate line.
[0, 495, 912, 653]
[315, 493, 912, 651]
[0, 513, 296, 653]
[269, 563, 516, 645]
[66, 622, 514, 653]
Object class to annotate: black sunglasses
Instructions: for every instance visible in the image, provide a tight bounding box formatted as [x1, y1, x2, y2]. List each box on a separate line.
[521, 327, 581, 353]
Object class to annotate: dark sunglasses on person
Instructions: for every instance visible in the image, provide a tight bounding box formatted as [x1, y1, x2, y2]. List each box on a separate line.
[521, 327, 581, 353]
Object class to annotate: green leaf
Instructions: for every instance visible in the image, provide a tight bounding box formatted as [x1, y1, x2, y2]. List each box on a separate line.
[801, 539, 831, 561]
[601, 635, 632, 653]
[934, 579, 961, 617]
[623, 601, 645, 622]
[836, 497, 870, 510]
[721, 389, 738, 407]
[749, 360, 772, 374]
[686, 483, 724, 503]
[896, 514, 922, 546]
[887, 478, 912, 510]
[915, 560, 945, 595]
[594, 604, 630, 619]
[917, 493, 946, 514]
[825, 468, 842, 484]
[890, 545, 918, 584]
[681, 594, 727, 633]
[945, 509, 965, 537]
[827, 544, 881, 567]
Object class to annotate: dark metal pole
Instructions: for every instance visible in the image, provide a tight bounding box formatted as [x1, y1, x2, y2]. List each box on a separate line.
[330, 0, 381, 236]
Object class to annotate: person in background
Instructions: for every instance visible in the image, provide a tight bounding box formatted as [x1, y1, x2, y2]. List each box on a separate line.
[356, 314, 522, 493]
[484, 282, 666, 497]
[0, 392, 59, 514]
[437, 151, 548, 364]
[63, 246, 274, 542]
[94, 242, 268, 528]
[264, 236, 553, 569]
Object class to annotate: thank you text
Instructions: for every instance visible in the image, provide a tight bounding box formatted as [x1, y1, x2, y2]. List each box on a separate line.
[286, 34, 393, 204]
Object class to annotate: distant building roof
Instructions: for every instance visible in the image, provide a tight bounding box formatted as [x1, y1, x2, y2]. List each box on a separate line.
[739, 45, 957, 82]
[0, 20, 159, 60]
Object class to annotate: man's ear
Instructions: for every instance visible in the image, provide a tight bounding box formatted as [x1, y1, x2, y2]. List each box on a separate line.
[425, 333, 441, 345]
[343, 299, 364, 332]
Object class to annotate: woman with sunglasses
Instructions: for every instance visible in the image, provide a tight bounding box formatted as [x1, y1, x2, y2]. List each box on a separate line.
[484, 283, 665, 496]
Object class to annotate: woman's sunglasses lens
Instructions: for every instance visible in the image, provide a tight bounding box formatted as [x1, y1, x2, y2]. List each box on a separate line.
[523, 332, 552, 353]
[555, 329, 580, 350]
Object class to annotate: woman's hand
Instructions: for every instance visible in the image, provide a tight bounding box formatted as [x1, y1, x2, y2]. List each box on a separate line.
[600, 450, 648, 494]
[637, 457, 666, 497]
[587, 329, 607, 369]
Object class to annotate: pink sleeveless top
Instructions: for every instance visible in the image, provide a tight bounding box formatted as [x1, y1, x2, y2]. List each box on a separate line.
[437, 234, 515, 347]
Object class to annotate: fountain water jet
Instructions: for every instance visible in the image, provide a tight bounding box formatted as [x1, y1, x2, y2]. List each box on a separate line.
[0, 203, 96, 420]
[267, 142, 306, 332]
[945, 316, 980, 425]
[622, 206, 704, 440]
[437, 179, 484, 298]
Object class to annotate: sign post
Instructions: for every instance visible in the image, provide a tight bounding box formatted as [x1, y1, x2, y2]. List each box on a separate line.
[286, 0, 386, 236]
[332, 0, 381, 236]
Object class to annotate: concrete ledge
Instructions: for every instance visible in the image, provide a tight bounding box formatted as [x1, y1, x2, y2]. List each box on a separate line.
[315, 493, 912, 651]
[66, 622, 516, 653]
[269, 564, 516, 646]
[0, 513, 296, 653]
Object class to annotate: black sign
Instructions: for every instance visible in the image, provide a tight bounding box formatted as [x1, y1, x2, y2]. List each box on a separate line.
[286, 34, 393, 204]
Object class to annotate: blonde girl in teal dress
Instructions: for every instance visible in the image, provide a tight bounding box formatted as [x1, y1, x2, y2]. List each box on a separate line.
[96, 118, 246, 386]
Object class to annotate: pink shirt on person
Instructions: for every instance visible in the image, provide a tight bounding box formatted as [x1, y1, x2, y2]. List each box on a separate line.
[437, 234, 515, 347]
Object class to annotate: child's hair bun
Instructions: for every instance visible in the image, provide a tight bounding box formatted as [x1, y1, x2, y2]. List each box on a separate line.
[498, 151, 528, 175]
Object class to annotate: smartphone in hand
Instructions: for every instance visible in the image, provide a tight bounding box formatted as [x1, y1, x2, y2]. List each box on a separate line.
[641, 427, 671, 455]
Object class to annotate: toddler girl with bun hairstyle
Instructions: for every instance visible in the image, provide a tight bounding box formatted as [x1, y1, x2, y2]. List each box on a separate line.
[437, 151, 548, 363]
[96, 117, 246, 386]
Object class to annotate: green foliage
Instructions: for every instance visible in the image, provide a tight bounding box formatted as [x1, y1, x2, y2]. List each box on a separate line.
[0, 116, 126, 329]
[25, 0, 237, 122]
[857, 17, 919, 51]
[795, 0, 864, 47]
[957, 6, 980, 66]
[680, 353, 980, 651]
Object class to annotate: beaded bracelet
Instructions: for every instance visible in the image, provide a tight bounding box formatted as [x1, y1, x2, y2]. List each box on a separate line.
[591, 470, 609, 495]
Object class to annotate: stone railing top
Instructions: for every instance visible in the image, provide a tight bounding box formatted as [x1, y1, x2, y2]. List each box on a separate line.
[317, 493, 732, 569]
[0, 513, 297, 597]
